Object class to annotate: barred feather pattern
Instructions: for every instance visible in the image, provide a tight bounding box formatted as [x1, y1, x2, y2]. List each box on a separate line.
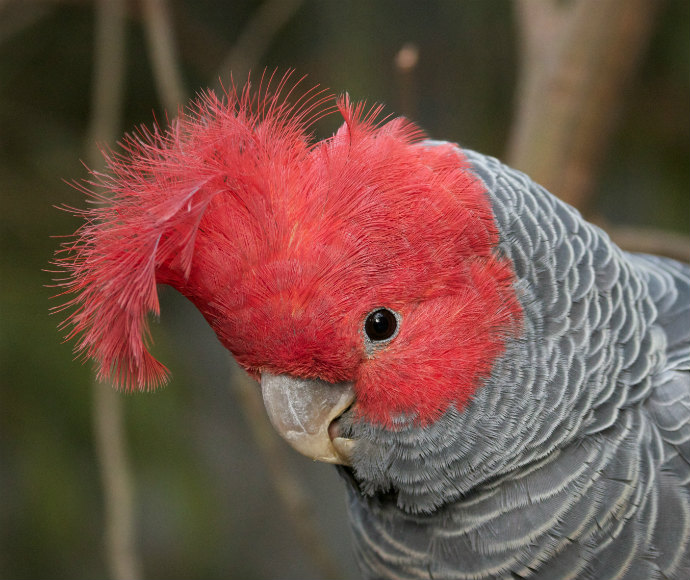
[341, 148, 690, 579]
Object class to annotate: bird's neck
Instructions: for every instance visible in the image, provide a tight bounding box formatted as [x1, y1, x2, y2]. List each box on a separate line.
[342, 407, 660, 579]
[345, 149, 665, 514]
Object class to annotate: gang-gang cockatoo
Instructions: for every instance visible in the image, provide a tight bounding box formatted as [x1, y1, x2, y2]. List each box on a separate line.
[55, 78, 690, 579]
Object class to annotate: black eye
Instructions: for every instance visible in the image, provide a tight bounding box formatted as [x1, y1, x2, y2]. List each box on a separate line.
[364, 308, 398, 342]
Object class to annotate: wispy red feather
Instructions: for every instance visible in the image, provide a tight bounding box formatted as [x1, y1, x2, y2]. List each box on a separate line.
[52, 73, 335, 390]
[52, 73, 521, 425]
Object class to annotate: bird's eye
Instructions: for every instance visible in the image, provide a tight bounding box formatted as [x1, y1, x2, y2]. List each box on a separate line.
[364, 308, 398, 342]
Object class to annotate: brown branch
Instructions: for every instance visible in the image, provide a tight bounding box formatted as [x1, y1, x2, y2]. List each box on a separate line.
[229, 361, 345, 580]
[141, 0, 186, 114]
[87, 0, 127, 164]
[0, 1, 55, 45]
[394, 43, 420, 119]
[87, 1, 143, 578]
[212, 4, 343, 575]
[214, 0, 305, 86]
[93, 382, 143, 580]
[137, 2, 341, 575]
[597, 222, 690, 263]
[507, 0, 660, 214]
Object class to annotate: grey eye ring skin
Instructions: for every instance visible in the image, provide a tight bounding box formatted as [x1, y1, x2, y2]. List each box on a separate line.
[362, 307, 402, 356]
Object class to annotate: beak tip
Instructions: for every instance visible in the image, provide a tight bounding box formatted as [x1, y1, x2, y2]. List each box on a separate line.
[331, 436, 356, 465]
[260, 372, 356, 466]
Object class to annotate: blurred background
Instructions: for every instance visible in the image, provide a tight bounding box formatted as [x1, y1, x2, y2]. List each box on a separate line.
[0, 1, 688, 579]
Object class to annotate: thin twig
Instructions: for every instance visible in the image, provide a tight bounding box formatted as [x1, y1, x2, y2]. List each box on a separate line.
[214, 0, 306, 85]
[203, 2, 346, 574]
[93, 383, 143, 580]
[87, 0, 127, 164]
[137, 1, 343, 574]
[230, 362, 345, 580]
[141, 0, 186, 114]
[394, 43, 420, 119]
[87, 0, 143, 578]
[507, 0, 660, 214]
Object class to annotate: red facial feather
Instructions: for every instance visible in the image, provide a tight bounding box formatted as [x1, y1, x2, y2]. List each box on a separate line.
[54, 76, 522, 424]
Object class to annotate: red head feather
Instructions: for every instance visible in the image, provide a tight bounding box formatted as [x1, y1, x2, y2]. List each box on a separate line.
[54, 75, 521, 424]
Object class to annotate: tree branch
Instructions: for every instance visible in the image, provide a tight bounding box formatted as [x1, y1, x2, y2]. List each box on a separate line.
[87, 0, 143, 578]
[0, 1, 54, 46]
[598, 222, 690, 263]
[141, 0, 186, 114]
[507, 0, 660, 214]
[394, 43, 420, 119]
[93, 382, 143, 580]
[214, 0, 305, 86]
[230, 362, 345, 580]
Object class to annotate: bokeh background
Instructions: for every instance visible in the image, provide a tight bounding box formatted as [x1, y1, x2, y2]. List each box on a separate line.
[1, 1, 688, 579]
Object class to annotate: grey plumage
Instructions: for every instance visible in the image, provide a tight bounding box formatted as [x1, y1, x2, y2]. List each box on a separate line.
[339, 148, 690, 579]
[53, 83, 689, 580]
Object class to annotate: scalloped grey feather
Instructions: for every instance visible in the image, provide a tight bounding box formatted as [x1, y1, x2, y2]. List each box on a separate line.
[338, 146, 690, 579]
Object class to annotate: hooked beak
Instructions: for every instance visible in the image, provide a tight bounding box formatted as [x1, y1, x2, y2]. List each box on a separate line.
[260, 372, 356, 465]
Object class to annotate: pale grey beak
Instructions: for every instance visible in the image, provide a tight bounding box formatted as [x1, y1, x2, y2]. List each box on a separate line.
[260, 373, 356, 465]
